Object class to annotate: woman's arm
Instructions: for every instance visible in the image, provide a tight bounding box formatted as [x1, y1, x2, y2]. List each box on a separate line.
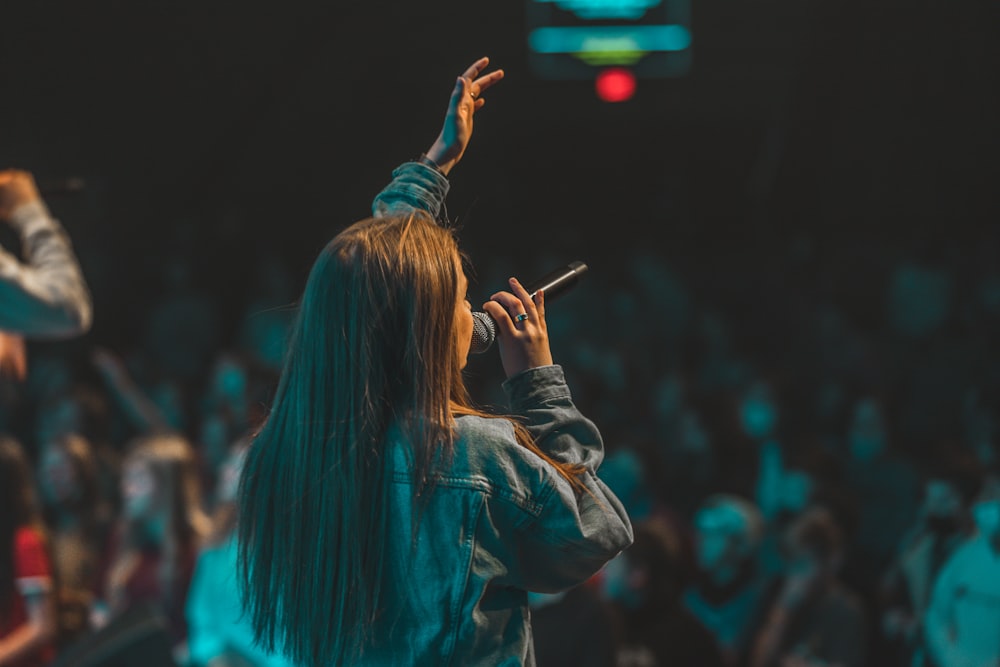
[0, 170, 93, 338]
[493, 365, 634, 591]
[91, 346, 174, 435]
[371, 57, 503, 220]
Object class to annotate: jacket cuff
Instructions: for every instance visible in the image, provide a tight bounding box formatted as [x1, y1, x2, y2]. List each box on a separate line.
[8, 200, 59, 238]
[502, 365, 571, 411]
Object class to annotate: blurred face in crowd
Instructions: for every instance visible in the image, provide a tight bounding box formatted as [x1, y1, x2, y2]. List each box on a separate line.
[121, 459, 157, 520]
[972, 476, 1000, 543]
[922, 478, 964, 535]
[199, 413, 230, 474]
[694, 504, 752, 575]
[37, 443, 79, 507]
[848, 397, 887, 461]
[216, 443, 248, 505]
[739, 381, 778, 441]
[780, 546, 826, 603]
[696, 524, 736, 572]
[34, 396, 81, 449]
[210, 356, 248, 407]
[785, 547, 822, 581]
[777, 469, 815, 517]
[677, 407, 710, 454]
[652, 372, 685, 424]
[599, 551, 646, 610]
[924, 479, 963, 517]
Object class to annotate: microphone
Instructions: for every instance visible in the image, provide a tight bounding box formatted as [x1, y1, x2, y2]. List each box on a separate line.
[470, 260, 588, 354]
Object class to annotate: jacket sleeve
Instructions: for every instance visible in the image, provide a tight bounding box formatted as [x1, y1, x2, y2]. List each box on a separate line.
[500, 364, 634, 592]
[370, 161, 450, 222]
[0, 201, 92, 338]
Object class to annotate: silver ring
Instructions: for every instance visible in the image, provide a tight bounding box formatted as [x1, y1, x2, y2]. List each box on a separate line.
[514, 313, 528, 323]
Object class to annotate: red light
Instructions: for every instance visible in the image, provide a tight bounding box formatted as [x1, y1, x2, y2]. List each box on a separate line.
[595, 68, 636, 103]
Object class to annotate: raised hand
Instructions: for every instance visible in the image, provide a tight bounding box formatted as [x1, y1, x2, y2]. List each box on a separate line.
[423, 57, 505, 175]
[0, 170, 42, 221]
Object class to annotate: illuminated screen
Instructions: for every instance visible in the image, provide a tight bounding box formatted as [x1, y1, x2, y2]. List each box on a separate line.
[526, 0, 692, 80]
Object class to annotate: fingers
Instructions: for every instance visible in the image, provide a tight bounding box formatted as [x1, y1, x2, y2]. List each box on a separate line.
[460, 56, 490, 81]
[507, 277, 536, 316]
[450, 76, 468, 112]
[471, 68, 504, 97]
[487, 291, 525, 325]
[460, 56, 504, 102]
[487, 278, 542, 325]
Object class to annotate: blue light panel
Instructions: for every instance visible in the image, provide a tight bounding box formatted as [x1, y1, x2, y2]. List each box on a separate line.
[527, 0, 692, 80]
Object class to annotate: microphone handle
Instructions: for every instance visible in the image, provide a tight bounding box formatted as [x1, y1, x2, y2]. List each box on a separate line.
[524, 260, 588, 300]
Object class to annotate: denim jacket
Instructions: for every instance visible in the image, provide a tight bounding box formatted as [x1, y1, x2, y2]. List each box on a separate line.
[361, 163, 634, 666]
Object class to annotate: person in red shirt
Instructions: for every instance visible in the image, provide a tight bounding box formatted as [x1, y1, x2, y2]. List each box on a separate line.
[0, 436, 57, 667]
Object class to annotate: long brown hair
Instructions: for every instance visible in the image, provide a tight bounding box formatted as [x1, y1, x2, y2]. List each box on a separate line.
[238, 212, 586, 667]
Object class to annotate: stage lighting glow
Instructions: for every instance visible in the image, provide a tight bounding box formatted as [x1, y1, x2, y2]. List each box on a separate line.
[527, 0, 691, 80]
[534, 0, 663, 20]
[529, 25, 691, 56]
[595, 68, 637, 102]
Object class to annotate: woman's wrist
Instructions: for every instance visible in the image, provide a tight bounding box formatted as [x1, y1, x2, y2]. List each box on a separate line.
[417, 153, 445, 174]
[422, 140, 459, 176]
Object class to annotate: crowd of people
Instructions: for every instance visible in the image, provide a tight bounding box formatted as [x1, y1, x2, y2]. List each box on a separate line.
[2, 57, 999, 667]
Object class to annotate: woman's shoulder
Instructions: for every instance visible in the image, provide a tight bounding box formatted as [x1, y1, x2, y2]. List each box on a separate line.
[454, 413, 535, 466]
[450, 415, 556, 498]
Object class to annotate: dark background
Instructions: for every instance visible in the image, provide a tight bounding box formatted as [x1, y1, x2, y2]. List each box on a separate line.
[2, 0, 999, 410]
[3, 6, 1000, 665]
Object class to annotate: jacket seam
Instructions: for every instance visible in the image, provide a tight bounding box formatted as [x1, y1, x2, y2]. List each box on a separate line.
[442, 495, 483, 667]
[392, 471, 545, 517]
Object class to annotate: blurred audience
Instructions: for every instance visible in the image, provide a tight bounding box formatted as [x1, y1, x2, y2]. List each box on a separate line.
[34, 434, 113, 651]
[682, 494, 776, 667]
[923, 470, 1000, 667]
[92, 433, 210, 657]
[0, 436, 57, 667]
[749, 505, 868, 667]
[600, 518, 726, 667]
[185, 436, 294, 667]
[530, 583, 618, 667]
[838, 392, 922, 595]
[1, 169, 999, 667]
[875, 450, 981, 666]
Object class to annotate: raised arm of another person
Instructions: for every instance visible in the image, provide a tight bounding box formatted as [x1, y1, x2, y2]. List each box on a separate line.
[91, 346, 174, 435]
[372, 56, 504, 220]
[0, 169, 93, 338]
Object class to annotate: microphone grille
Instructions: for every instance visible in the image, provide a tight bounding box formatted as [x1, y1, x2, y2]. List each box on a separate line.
[470, 311, 496, 355]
